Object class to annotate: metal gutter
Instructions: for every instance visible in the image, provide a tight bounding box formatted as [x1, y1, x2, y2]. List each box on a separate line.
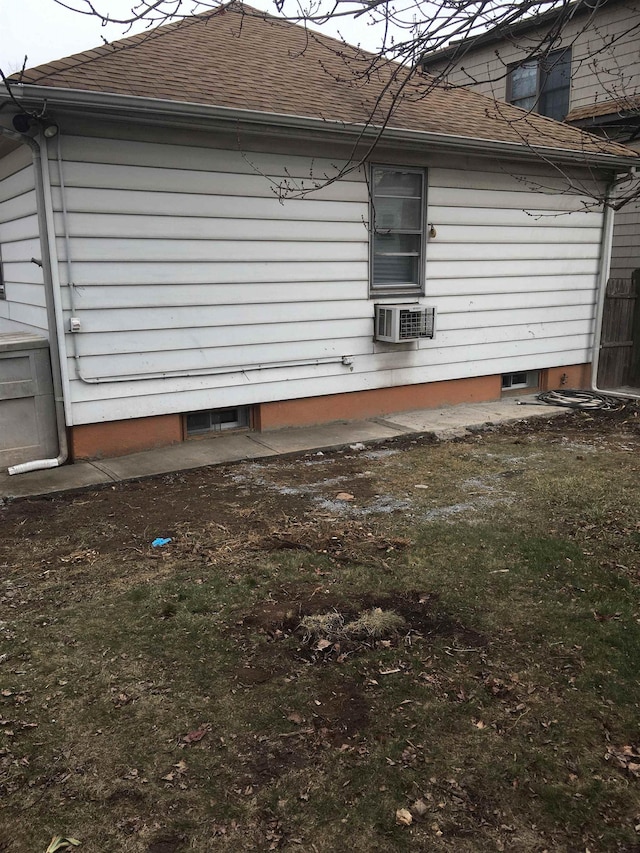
[7, 83, 639, 170]
[0, 123, 70, 474]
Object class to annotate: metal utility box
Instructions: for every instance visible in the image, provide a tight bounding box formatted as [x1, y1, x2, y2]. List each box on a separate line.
[0, 333, 58, 468]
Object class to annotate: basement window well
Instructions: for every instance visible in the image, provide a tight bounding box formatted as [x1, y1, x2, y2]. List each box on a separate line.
[185, 406, 250, 436]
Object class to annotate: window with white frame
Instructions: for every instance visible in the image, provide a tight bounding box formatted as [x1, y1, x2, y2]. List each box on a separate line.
[370, 165, 426, 296]
[507, 48, 571, 122]
[502, 371, 539, 391]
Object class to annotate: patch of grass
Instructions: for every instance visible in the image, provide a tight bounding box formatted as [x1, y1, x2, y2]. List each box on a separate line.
[3, 413, 640, 850]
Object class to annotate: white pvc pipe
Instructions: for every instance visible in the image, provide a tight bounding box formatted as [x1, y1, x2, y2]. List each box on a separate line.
[8, 458, 61, 475]
[0, 124, 69, 475]
[591, 184, 640, 401]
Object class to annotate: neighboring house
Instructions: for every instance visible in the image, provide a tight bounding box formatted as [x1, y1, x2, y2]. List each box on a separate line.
[0, 3, 637, 467]
[421, 0, 640, 283]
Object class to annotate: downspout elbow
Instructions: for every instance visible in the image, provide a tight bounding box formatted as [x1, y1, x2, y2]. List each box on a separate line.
[8, 454, 67, 476]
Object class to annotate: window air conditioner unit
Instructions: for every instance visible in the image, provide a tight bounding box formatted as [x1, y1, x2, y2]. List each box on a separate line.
[375, 304, 436, 343]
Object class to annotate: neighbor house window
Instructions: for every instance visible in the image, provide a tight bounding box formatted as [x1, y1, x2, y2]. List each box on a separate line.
[0, 246, 5, 300]
[370, 165, 426, 296]
[507, 48, 571, 121]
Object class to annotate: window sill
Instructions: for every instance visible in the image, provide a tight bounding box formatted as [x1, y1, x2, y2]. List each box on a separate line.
[370, 290, 424, 300]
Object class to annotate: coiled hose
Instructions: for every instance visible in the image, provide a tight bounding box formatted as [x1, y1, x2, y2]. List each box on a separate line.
[536, 389, 627, 411]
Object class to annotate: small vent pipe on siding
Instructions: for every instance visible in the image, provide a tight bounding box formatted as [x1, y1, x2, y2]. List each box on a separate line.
[0, 121, 69, 475]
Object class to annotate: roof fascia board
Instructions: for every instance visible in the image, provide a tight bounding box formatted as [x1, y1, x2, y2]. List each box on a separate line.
[8, 83, 638, 170]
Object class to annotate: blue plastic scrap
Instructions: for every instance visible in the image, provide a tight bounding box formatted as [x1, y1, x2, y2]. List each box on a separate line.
[151, 537, 172, 548]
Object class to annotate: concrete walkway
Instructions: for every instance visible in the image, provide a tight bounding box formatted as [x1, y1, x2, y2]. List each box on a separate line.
[0, 395, 563, 501]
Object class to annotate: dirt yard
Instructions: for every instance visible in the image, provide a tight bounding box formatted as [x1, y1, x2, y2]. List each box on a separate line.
[2, 408, 640, 852]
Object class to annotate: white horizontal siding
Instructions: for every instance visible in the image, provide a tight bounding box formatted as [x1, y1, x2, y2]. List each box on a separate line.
[59, 260, 368, 286]
[55, 238, 366, 264]
[70, 312, 594, 358]
[53, 161, 366, 202]
[74, 330, 592, 381]
[52, 186, 364, 221]
[0, 152, 48, 336]
[427, 258, 599, 278]
[56, 213, 366, 242]
[433, 204, 601, 227]
[49, 130, 606, 425]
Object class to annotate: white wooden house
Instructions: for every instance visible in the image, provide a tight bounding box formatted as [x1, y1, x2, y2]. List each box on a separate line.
[0, 3, 637, 467]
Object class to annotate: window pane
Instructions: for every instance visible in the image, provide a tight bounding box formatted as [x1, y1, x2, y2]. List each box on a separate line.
[512, 95, 536, 111]
[373, 233, 420, 286]
[374, 233, 421, 255]
[510, 61, 537, 100]
[186, 412, 210, 433]
[539, 86, 570, 121]
[373, 254, 420, 286]
[540, 50, 571, 120]
[373, 168, 422, 198]
[541, 50, 571, 89]
[374, 196, 421, 230]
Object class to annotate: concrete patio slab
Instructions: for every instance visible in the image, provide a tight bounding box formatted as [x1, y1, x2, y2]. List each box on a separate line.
[0, 460, 114, 500]
[249, 419, 404, 454]
[92, 431, 280, 481]
[381, 398, 560, 433]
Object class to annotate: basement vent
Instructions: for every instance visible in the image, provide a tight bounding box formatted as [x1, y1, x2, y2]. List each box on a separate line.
[186, 406, 250, 436]
[375, 304, 436, 343]
[502, 371, 539, 391]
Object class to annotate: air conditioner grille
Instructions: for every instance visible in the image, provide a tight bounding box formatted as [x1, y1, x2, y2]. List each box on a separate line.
[399, 308, 432, 340]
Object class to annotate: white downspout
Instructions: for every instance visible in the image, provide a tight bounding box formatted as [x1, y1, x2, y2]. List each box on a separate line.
[591, 177, 640, 401]
[1, 126, 69, 474]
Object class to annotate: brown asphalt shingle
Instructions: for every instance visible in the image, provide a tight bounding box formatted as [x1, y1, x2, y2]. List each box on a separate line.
[12, 3, 637, 159]
[567, 94, 640, 123]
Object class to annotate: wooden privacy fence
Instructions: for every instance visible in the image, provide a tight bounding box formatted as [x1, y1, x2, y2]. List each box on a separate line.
[597, 271, 640, 389]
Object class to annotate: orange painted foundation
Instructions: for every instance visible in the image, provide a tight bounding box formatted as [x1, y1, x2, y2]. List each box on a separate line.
[70, 413, 183, 460]
[69, 364, 591, 460]
[541, 363, 592, 391]
[257, 374, 502, 431]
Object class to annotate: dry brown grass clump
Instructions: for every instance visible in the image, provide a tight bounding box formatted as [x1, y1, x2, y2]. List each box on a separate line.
[300, 608, 406, 642]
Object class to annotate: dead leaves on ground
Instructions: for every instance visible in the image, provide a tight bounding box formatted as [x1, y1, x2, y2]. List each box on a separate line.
[181, 723, 211, 745]
[173, 516, 410, 571]
[606, 744, 640, 777]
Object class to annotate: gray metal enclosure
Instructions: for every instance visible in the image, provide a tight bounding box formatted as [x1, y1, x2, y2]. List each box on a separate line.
[0, 333, 57, 468]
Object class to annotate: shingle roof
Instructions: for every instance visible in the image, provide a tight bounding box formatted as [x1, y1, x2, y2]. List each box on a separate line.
[567, 94, 640, 123]
[11, 2, 637, 159]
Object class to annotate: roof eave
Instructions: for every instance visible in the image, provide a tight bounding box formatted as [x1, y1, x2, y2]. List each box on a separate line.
[5, 83, 638, 170]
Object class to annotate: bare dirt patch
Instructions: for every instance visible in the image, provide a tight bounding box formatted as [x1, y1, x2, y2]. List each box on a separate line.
[3, 407, 640, 852]
[240, 587, 487, 664]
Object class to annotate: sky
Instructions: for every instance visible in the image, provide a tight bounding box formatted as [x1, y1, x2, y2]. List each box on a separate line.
[0, 0, 382, 74]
